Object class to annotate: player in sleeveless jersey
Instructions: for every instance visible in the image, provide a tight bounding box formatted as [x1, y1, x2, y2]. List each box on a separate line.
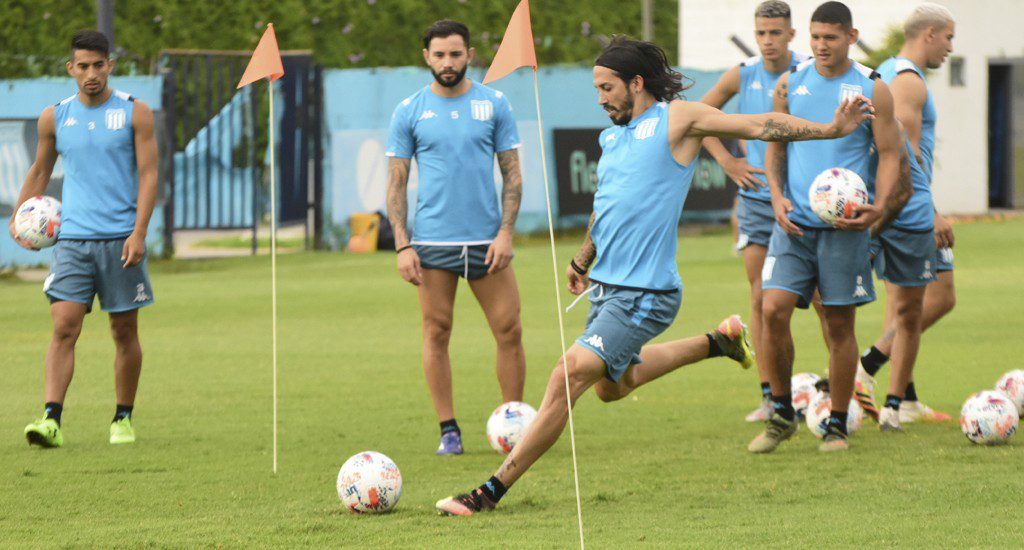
[698, 0, 832, 423]
[10, 31, 158, 448]
[385, 21, 527, 455]
[749, 2, 912, 453]
[436, 36, 873, 516]
[854, 3, 957, 426]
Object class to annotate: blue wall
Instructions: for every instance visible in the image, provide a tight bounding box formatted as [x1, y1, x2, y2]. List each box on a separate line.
[0, 76, 165, 268]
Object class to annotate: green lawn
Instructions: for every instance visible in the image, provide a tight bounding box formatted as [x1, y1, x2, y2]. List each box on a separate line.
[2, 220, 1023, 547]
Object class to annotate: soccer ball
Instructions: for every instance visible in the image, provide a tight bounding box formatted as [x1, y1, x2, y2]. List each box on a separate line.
[994, 370, 1024, 417]
[960, 391, 1018, 445]
[486, 401, 537, 454]
[13, 196, 61, 249]
[805, 392, 863, 438]
[336, 451, 403, 513]
[791, 372, 822, 420]
[809, 167, 869, 224]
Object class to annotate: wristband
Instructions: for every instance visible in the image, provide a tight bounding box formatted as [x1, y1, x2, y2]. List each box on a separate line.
[396, 245, 413, 254]
[569, 259, 587, 275]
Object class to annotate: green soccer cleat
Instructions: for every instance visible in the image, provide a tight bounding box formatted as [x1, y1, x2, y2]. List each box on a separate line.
[109, 417, 136, 445]
[24, 418, 63, 448]
[713, 315, 755, 369]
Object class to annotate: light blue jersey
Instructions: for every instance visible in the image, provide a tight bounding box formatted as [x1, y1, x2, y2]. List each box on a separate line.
[385, 81, 521, 244]
[54, 90, 138, 239]
[785, 59, 877, 229]
[877, 57, 936, 183]
[589, 102, 696, 292]
[738, 51, 810, 201]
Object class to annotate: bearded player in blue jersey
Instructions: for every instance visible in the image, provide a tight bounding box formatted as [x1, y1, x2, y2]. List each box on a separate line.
[385, 20, 527, 456]
[750, 2, 912, 453]
[9, 30, 158, 448]
[435, 36, 873, 516]
[854, 3, 957, 427]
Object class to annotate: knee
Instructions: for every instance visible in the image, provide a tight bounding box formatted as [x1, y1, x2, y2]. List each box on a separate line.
[110, 320, 138, 346]
[553, 354, 594, 395]
[594, 383, 625, 403]
[52, 319, 82, 344]
[762, 299, 789, 327]
[750, 287, 764, 315]
[939, 292, 956, 317]
[493, 316, 523, 347]
[422, 315, 453, 346]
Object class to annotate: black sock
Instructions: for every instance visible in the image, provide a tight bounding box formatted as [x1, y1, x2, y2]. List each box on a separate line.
[706, 333, 724, 358]
[904, 382, 918, 402]
[771, 393, 795, 422]
[860, 346, 889, 377]
[440, 419, 460, 436]
[760, 382, 771, 399]
[828, 410, 849, 435]
[44, 402, 63, 426]
[478, 476, 508, 503]
[114, 404, 133, 423]
[884, 394, 902, 411]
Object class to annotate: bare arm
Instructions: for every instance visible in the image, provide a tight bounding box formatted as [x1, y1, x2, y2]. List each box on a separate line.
[765, 75, 802, 236]
[888, 72, 927, 166]
[573, 211, 597, 270]
[698, 68, 767, 190]
[385, 157, 412, 249]
[8, 107, 58, 248]
[496, 149, 522, 233]
[869, 81, 911, 234]
[132, 101, 158, 239]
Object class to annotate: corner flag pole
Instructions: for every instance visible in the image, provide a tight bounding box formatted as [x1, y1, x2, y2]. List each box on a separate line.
[236, 23, 285, 474]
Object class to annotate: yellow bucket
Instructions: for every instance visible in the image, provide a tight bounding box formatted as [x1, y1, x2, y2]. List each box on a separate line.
[348, 213, 380, 253]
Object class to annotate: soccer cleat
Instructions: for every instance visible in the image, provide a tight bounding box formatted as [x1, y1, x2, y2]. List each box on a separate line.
[436, 489, 497, 516]
[713, 315, 754, 370]
[878, 407, 904, 432]
[745, 398, 774, 422]
[854, 363, 880, 422]
[899, 401, 952, 424]
[436, 431, 464, 456]
[24, 417, 63, 448]
[819, 427, 850, 452]
[748, 416, 797, 453]
[109, 417, 136, 444]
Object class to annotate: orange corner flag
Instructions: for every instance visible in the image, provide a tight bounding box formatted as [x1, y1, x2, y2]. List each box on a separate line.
[483, 0, 537, 84]
[237, 24, 285, 88]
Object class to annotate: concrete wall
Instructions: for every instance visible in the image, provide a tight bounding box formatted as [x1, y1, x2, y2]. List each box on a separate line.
[678, 0, 1024, 215]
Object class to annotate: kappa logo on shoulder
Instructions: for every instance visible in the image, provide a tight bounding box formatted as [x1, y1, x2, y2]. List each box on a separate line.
[418, 110, 437, 121]
[584, 334, 605, 352]
[63, 117, 78, 128]
[792, 85, 812, 96]
[750, 80, 763, 90]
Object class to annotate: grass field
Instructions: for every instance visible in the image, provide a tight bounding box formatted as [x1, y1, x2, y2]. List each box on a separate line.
[3, 219, 1024, 547]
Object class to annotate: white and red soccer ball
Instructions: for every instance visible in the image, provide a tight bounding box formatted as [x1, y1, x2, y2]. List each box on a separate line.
[336, 451, 403, 514]
[994, 370, 1024, 417]
[960, 391, 1018, 445]
[791, 372, 822, 420]
[486, 401, 537, 454]
[809, 167, 869, 224]
[805, 392, 863, 438]
[13, 196, 61, 249]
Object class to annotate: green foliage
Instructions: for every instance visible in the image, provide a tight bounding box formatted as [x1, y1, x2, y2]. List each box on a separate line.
[861, 25, 904, 69]
[0, 0, 679, 78]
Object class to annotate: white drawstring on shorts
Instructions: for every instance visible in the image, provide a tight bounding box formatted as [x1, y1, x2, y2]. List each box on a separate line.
[565, 284, 603, 313]
[459, 245, 469, 279]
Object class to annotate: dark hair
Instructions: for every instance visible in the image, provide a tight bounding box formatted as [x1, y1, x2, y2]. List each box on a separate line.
[594, 36, 691, 102]
[755, 0, 792, 20]
[423, 20, 470, 50]
[71, 29, 110, 57]
[811, 1, 853, 29]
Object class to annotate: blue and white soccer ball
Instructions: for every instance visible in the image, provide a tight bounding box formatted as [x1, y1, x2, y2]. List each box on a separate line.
[805, 392, 863, 438]
[13, 196, 61, 249]
[336, 451, 403, 514]
[809, 167, 869, 224]
[994, 370, 1024, 417]
[487, 401, 537, 454]
[960, 391, 1018, 445]
[791, 372, 822, 420]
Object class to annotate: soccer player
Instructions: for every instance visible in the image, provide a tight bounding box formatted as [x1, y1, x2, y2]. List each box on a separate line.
[749, 1, 910, 453]
[435, 36, 872, 515]
[385, 20, 527, 455]
[9, 30, 158, 448]
[854, 3, 957, 426]
[698, 0, 816, 422]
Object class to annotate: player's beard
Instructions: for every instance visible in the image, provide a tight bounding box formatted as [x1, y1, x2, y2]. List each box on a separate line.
[81, 79, 106, 97]
[432, 65, 468, 88]
[606, 91, 635, 126]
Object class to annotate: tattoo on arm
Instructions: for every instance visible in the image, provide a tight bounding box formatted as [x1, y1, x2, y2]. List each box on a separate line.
[497, 149, 523, 232]
[573, 212, 597, 269]
[757, 117, 829, 142]
[386, 157, 412, 249]
[775, 81, 788, 101]
[770, 145, 788, 195]
[876, 150, 914, 233]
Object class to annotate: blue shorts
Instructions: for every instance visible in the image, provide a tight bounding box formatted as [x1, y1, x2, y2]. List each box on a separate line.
[935, 246, 954, 272]
[762, 224, 875, 309]
[735, 196, 775, 250]
[44, 239, 155, 314]
[871, 227, 937, 287]
[575, 284, 681, 382]
[412, 244, 496, 280]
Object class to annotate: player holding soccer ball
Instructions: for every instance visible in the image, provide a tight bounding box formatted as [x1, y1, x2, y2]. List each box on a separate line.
[8, 30, 158, 448]
[435, 36, 872, 516]
[853, 3, 958, 427]
[749, 2, 911, 453]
